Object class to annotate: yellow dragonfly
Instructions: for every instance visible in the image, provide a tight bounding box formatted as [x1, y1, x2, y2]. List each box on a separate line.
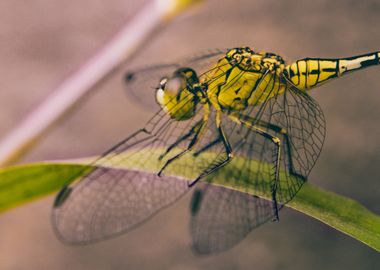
[53, 47, 379, 254]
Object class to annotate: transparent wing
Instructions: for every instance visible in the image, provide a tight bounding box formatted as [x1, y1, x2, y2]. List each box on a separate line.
[222, 82, 326, 205]
[53, 49, 241, 245]
[124, 64, 180, 110]
[124, 49, 226, 110]
[263, 85, 326, 203]
[190, 78, 326, 254]
[52, 109, 203, 244]
[190, 184, 275, 254]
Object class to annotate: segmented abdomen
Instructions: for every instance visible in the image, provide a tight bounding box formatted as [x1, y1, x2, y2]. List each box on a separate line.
[284, 52, 380, 91]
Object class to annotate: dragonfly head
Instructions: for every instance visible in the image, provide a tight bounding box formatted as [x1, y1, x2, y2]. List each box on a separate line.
[155, 67, 199, 121]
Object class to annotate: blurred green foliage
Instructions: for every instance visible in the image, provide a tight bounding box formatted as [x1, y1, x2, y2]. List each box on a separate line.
[0, 150, 379, 251]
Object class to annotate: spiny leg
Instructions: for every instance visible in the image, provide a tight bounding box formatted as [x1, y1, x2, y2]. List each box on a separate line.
[228, 114, 281, 220]
[193, 131, 250, 157]
[189, 111, 233, 187]
[158, 120, 204, 161]
[158, 104, 211, 177]
[230, 112, 304, 180]
[253, 118, 300, 178]
[157, 119, 207, 176]
[271, 137, 281, 221]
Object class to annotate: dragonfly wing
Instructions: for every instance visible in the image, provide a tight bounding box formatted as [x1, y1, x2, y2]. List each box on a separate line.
[265, 86, 326, 203]
[124, 49, 226, 110]
[52, 109, 206, 244]
[190, 184, 275, 254]
[189, 81, 326, 254]
[124, 64, 180, 110]
[54, 167, 189, 244]
[220, 84, 326, 205]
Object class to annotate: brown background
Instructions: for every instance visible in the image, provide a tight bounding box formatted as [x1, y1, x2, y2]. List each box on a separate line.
[0, 0, 379, 269]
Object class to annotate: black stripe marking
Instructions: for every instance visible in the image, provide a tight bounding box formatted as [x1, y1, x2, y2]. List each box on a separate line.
[309, 69, 320, 74]
[246, 72, 267, 101]
[296, 60, 301, 86]
[313, 60, 321, 88]
[321, 68, 337, 72]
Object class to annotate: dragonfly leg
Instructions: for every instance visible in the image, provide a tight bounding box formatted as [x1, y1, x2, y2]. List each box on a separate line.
[158, 104, 211, 177]
[158, 120, 204, 161]
[230, 112, 305, 180]
[228, 114, 281, 220]
[157, 119, 207, 177]
[254, 120, 304, 180]
[188, 112, 233, 187]
[271, 138, 281, 221]
[252, 126, 281, 221]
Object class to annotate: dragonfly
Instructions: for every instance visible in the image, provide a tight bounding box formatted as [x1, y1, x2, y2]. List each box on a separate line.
[52, 47, 380, 254]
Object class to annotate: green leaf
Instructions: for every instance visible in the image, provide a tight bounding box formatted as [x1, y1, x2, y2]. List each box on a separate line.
[0, 150, 379, 252]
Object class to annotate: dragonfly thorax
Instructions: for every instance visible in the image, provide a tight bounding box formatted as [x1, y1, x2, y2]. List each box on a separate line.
[203, 47, 288, 112]
[226, 47, 286, 75]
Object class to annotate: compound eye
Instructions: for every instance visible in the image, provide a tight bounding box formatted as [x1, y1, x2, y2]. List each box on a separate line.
[164, 77, 185, 96]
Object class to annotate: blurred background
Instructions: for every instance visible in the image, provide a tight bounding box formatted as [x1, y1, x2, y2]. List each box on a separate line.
[0, 0, 379, 269]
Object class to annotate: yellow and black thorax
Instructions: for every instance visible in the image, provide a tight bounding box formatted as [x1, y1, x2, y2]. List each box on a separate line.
[204, 47, 287, 112]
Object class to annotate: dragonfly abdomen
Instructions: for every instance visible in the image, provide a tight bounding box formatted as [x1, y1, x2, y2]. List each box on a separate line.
[284, 51, 380, 90]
